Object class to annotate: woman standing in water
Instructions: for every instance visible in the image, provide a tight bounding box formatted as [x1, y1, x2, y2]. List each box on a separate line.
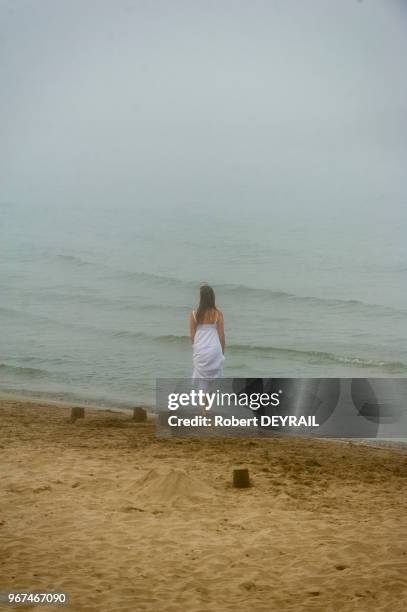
[190, 284, 225, 381]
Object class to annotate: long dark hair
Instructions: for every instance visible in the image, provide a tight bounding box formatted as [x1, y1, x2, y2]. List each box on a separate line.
[196, 284, 216, 323]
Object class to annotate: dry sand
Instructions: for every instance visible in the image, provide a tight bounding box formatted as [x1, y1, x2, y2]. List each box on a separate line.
[0, 397, 406, 612]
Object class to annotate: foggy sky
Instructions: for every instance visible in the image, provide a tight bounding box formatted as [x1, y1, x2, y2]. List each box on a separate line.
[1, 0, 406, 213]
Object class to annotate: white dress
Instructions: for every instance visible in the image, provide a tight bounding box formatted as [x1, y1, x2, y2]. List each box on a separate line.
[192, 310, 224, 382]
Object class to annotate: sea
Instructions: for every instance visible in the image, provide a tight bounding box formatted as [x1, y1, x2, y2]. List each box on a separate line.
[1, 200, 406, 408]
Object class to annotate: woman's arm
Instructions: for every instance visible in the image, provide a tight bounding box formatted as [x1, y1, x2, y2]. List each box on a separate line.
[189, 311, 197, 344]
[216, 310, 225, 354]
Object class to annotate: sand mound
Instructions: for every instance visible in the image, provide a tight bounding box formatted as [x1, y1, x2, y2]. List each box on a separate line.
[135, 467, 215, 505]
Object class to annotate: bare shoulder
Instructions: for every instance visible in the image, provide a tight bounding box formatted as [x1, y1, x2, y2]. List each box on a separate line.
[216, 309, 224, 319]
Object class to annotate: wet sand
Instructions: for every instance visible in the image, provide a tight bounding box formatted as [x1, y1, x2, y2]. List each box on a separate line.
[1, 397, 406, 611]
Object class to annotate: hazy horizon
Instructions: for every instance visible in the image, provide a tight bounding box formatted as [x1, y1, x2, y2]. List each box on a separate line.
[1, 0, 406, 217]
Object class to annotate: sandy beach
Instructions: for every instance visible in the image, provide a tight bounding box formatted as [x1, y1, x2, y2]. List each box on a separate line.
[1, 396, 406, 612]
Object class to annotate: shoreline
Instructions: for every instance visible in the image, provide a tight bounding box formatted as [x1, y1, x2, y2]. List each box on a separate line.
[1, 391, 405, 452]
[0, 390, 152, 415]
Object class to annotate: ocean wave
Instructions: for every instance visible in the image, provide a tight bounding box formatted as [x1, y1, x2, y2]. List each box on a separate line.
[2, 305, 406, 374]
[228, 343, 407, 372]
[0, 306, 21, 316]
[0, 363, 49, 378]
[215, 283, 406, 315]
[112, 330, 190, 345]
[55, 253, 101, 268]
[97, 270, 407, 315]
[112, 330, 407, 372]
[156, 334, 191, 345]
[5, 252, 404, 315]
[0, 306, 55, 324]
[108, 269, 197, 288]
